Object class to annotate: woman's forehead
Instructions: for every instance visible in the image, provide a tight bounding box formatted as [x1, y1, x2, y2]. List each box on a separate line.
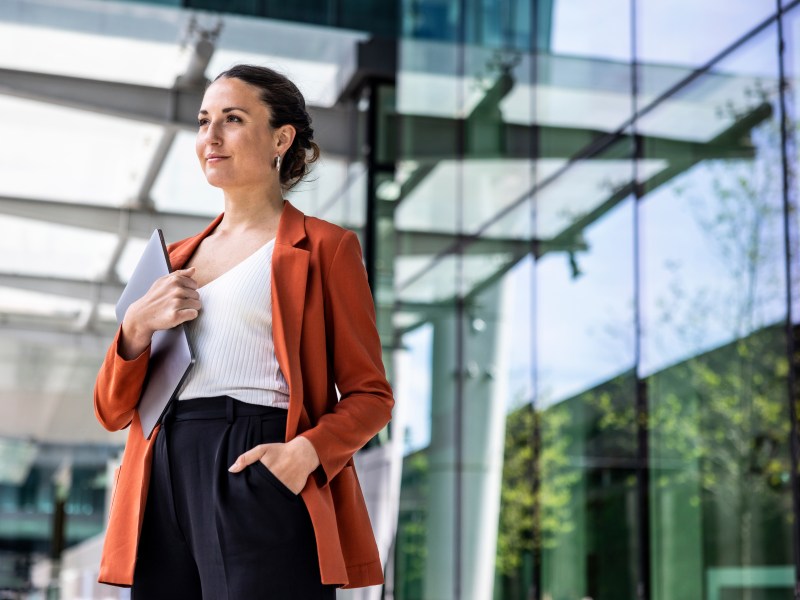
[200, 78, 265, 112]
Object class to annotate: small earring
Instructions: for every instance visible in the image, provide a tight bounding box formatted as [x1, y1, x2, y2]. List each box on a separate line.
[275, 154, 282, 171]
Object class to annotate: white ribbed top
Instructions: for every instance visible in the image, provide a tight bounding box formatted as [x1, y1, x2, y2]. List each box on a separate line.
[176, 237, 290, 409]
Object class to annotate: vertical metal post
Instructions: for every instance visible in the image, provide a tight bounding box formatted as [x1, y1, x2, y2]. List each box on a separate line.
[631, 0, 652, 597]
[455, 0, 468, 598]
[775, 2, 800, 597]
[364, 82, 378, 291]
[531, 2, 542, 599]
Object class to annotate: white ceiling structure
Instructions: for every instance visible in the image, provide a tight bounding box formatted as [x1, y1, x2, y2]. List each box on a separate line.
[0, 0, 773, 450]
[0, 0, 367, 446]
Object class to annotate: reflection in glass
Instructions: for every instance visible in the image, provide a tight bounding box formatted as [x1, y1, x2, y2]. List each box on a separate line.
[640, 24, 792, 600]
[536, 190, 638, 599]
[637, 0, 775, 102]
[781, 5, 800, 326]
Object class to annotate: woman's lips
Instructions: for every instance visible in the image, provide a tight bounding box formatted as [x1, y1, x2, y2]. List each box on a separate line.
[207, 156, 228, 163]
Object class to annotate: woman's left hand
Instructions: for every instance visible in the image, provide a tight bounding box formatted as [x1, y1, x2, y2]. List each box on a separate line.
[228, 436, 320, 495]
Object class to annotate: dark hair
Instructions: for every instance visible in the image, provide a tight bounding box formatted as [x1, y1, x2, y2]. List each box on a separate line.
[213, 64, 320, 191]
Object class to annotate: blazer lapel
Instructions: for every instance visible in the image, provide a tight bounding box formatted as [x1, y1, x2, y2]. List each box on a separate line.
[168, 214, 223, 270]
[270, 200, 310, 440]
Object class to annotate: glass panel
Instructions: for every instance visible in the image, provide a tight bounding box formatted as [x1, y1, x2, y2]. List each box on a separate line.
[637, 0, 775, 104]
[551, 0, 631, 62]
[393, 299, 459, 599]
[459, 27, 535, 590]
[637, 30, 779, 144]
[639, 24, 793, 600]
[0, 442, 121, 576]
[0, 337, 124, 444]
[492, 256, 536, 600]
[461, 251, 533, 598]
[0, 0, 188, 85]
[537, 193, 635, 403]
[537, 180, 638, 598]
[393, 321, 434, 599]
[0, 97, 162, 206]
[782, 5, 800, 326]
[207, 12, 367, 108]
[545, 0, 633, 145]
[310, 162, 367, 229]
[396, 159, 536, 236]
[394, 17, 460, 596]
[0, 216, 118, 280]
[639, 27, 784, 375]
[0, 288, 88, 319]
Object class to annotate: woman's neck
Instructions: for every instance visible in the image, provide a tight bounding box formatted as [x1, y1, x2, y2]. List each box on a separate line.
[219, 186, 285, 235]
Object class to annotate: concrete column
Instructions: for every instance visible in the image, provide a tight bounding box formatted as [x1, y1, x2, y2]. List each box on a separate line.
[424, 282, 508, 599]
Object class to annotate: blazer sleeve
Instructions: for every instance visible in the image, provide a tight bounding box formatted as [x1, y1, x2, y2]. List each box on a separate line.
[298, 230, 395, 484]
[93, 325, 151, 432]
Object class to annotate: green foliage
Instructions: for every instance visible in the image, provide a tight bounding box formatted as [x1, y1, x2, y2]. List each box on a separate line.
[395, 452, 429, 598]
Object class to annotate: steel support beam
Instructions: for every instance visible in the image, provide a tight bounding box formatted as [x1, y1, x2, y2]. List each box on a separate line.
[0, 195, 211, 241]
[0, 321, 115, 354]
[0, 67, 354, 159]
[0, 273, 123, 305]
[0, 195, 546, 258]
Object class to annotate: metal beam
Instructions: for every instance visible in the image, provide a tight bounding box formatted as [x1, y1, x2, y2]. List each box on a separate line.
[0, 67, 200, 126]
[396, 100, 772, 297]
[395, 229, 585, 256]
[0, 321, 115, 354]
[0, 67, 353, 159]
[0, 196, 553, 259]
[0, 273, 123, 304]
[0, 195, 211, 241]
[2, 67, 754, 170]
[391, 114, 759, 163]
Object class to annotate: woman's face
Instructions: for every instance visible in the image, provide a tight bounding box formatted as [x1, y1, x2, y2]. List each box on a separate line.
[195, 77, 292, 191]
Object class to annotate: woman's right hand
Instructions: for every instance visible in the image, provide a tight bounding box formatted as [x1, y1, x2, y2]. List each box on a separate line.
[118, 267, 202, 360]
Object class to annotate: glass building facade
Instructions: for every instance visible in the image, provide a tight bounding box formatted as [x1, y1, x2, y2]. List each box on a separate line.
[389, 1, 799, 598]
[1, 0, 800, 599]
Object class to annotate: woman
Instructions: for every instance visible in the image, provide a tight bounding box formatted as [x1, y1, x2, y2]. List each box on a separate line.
[93, 64, 394, 599]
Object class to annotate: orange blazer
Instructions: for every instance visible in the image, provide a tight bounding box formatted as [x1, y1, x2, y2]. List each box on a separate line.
[94, 200, 395, 589]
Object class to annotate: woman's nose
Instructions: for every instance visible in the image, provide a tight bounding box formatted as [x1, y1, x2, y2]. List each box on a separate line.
[204, 121, 223, 144]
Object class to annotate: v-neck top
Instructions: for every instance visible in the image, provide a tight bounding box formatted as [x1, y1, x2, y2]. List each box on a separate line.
[176, 237, 289, 408]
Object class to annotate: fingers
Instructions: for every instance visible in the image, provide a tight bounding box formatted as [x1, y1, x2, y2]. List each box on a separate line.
[172, 295, 202, 323]
[174, 287, 200, 301]
[178, 298, 202, 311]
[228, 444, 268, 473]
[171, 267, 198, 290]
[175, 308, 200, 324]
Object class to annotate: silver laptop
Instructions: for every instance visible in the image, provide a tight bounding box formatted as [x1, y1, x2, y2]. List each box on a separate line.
[115, 229, 195, 439]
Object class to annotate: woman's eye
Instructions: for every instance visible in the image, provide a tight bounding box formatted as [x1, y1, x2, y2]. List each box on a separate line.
[197, 115, 240, 127]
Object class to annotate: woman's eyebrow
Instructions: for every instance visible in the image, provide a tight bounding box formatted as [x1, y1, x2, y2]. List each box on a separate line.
[198, 107, 250, 115]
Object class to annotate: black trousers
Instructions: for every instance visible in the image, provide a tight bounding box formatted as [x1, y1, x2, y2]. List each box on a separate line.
[132, 396, 337, 599]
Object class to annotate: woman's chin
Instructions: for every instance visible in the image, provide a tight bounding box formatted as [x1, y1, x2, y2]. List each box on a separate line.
[204, 173, 269, 192]
[204, 173, 233, 189]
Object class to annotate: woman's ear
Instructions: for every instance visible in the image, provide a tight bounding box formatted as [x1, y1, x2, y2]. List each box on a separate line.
[276, 124, 296, 153]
